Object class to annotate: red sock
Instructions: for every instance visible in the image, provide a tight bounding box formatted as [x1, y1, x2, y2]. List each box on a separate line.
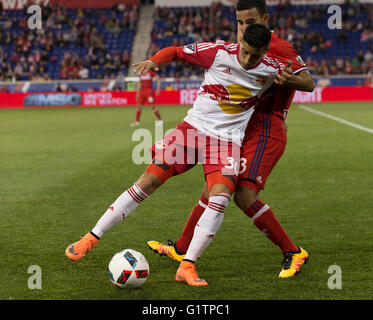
[153, 107, 161, 120]
[136, 107, 141, 122]
[244, 199, 298, 253]
[175, 193, 208, 253]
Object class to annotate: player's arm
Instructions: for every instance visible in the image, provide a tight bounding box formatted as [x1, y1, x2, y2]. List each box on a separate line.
[275, 61, 315, 92]
[133, 43, 216, 76]
[132, 47, 183, 75]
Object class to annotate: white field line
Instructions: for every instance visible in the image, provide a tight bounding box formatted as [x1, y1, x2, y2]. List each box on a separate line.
[298, 104, 373, 135]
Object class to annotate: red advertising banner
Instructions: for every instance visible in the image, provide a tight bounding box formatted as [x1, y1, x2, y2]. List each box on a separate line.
[292, 86, 373, 104]
[0, 86, 371, 109]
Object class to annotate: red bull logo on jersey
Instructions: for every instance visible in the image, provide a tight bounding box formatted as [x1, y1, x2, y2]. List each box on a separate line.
[200, 83, 259, 114]
[155, 138, 169, 150]
[200, 84, 230, 102]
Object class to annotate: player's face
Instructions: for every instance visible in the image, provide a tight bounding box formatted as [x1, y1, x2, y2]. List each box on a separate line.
[238, 42, 268, 70]
[236, 8, 269, 43]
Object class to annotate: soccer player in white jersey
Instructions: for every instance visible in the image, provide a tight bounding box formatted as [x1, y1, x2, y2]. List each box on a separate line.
[65, 24, 280, 286]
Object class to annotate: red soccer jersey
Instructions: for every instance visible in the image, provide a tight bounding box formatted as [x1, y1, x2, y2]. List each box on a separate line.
[245, 32, 308, 142]
[139, 70, 156, 89]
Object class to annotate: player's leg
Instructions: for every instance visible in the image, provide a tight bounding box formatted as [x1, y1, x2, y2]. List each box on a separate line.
[237, 134, 308, 277]
[66, 122, 196, 261]
[234, 185, 299, 253]
[131, 105, 142, 126]
[176, 139, 238, 286]
[150, 98, 162, 121]
[65, 161, 174, 262]
[176, 174, 235, 286]
[146, 91, 162, 121]
[147, 182, 209, 261]
[131, 90, 145, 126]
[176, 183, 208, 252]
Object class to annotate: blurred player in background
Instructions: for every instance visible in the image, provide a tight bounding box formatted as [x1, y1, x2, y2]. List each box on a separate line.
[130, 69, 162, 126]
[148, 0, 315, 278]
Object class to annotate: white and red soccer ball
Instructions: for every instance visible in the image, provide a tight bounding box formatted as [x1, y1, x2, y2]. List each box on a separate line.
[108, 249, 149, 288]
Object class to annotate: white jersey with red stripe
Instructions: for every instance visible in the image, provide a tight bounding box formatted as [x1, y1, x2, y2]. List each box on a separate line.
[178, 40, 281, 146]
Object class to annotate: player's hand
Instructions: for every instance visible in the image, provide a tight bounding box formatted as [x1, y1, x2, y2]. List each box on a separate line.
[274, 60, 293, 85]
[132, 60, 159, 75]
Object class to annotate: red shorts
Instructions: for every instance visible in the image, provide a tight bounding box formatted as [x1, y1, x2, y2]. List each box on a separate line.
[237, 133, 286, 193]
[151, 121, 240, 179]
[138, 88, 154, 105]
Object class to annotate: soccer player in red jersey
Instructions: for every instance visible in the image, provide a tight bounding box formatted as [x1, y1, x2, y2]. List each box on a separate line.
[130, 70, 162, 126]
[66, 24, 280, 286]
[147, 0, 315, 278]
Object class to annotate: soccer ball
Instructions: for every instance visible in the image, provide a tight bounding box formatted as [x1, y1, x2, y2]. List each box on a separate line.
[108, 249, 149, 288]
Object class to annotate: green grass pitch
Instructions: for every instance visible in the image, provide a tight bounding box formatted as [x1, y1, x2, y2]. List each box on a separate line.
[0, 102, 372, 300]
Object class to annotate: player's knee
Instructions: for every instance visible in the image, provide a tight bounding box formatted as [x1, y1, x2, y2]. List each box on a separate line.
[207, 172, 236, 196]
[145, 161, 174, 185]
[209, 184, 232, 197]
[202, 183, 210, 199]
[136, 172, 163, 195]
[234, 187, 258, 211]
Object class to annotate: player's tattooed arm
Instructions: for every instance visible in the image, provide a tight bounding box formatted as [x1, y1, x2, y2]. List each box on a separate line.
[275, 60, 315, 92]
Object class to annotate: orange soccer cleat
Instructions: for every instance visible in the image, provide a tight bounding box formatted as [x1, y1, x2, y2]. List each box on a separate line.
[175, 261, 208, 287]
[65, 232, 99, 262]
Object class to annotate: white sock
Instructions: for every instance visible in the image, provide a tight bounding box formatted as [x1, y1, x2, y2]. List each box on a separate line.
[184, 193, 230, 262]
[91, 183, 148, 238]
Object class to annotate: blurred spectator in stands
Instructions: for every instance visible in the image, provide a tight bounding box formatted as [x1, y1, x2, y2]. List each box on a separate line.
[59, 62, 68, 79]
[78, 65, 89, 79]
[105, 17, 116, 32]
[10, 51, 19, 64]
[121, 49, 131, 69]
[90, 54, 100, 69]
[112, 19, 122, 34]
[364, 50, 373, 64]
[364, 73, 372, 87]
[14, 62, 24, 80]
[56, 83, 64, 92]
[361, 27, 373, 42]
[112, 83, 122, 91]
[104, 56, 116, 74]
[344, 60, 353, 74]
[314, 59, 329, 76]
[351, 56, 361, 73]
[100, 80, 109, 91]
[357, 50, 365, 65]
[336, 57, 345, 73]
[31, 72, 51, 82]
[128, 5, 139, 30]
[32, 49, 42, 64]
